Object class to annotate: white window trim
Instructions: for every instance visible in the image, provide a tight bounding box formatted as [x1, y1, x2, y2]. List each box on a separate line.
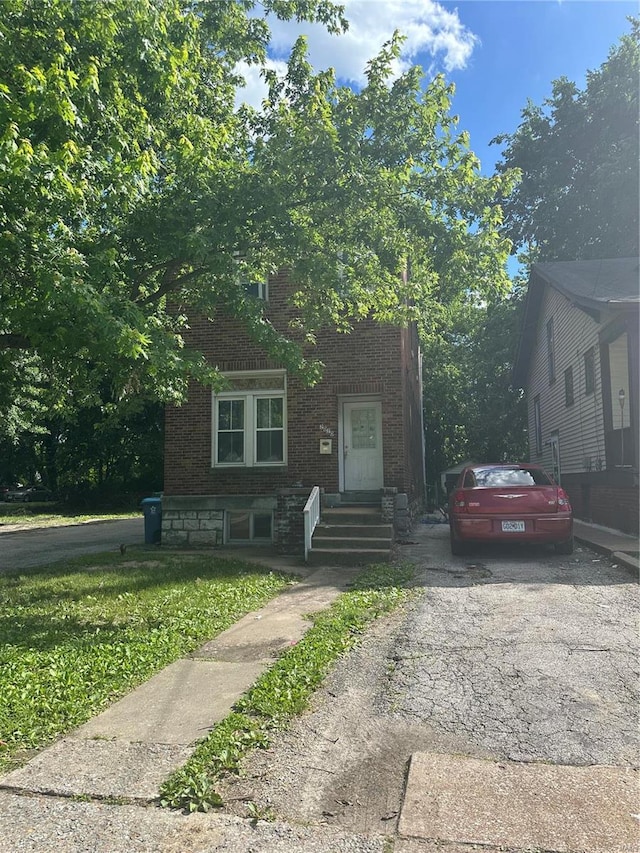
[245, 279, 269, 301]
[212, 371, 287, 468]
[232, 252, 269, 300]
[225, 510, 274, 543]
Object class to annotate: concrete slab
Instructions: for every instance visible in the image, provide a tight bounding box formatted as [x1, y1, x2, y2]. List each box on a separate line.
[0, 739, 191, 801]
[194, 567, 350, 662]
[399, 752, 640, 853]
[76, 659, 266, 743]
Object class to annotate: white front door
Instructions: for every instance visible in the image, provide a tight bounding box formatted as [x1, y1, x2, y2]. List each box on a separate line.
[342, 400, 384, 491]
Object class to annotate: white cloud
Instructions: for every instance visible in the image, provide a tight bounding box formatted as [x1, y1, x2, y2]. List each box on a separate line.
[234, 59, 289, 111]
[236, 0, 478, 107]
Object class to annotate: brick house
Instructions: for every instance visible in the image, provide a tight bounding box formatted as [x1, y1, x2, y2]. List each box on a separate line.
[162, 270, 426, 557]
[513, 258, 639, 534]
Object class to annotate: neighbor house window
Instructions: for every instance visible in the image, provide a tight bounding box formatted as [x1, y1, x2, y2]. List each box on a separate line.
[213, 371, 286, 466]
[564, 366, 574, 407]
[534, 395, 542, 455]
[546, 318, 555, 384]
[584, 347, 595, 395]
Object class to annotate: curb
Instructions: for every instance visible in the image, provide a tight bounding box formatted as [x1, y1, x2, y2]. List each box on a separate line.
[574, 534, 639, 577]
[611, 550, 640, 575]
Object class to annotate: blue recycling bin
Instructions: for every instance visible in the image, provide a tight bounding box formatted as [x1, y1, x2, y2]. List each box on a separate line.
[141, 496, 162, 544]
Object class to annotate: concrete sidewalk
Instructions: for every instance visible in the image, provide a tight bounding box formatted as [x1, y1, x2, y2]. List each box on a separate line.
[574, 519, 639, 573]
[0, 562, 357, 803]
[0, 530, 637, 853]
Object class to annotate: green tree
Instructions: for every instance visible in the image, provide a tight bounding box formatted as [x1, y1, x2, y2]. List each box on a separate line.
[1, 0, 515, 425]
[492, 19, 639, 260]
[422, 291, 527, 496]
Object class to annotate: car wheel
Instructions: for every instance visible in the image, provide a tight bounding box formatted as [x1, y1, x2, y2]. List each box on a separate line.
[555, 535, 574, 555]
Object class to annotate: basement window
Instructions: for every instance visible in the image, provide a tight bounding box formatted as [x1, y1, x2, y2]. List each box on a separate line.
[226, 511, 273, 543]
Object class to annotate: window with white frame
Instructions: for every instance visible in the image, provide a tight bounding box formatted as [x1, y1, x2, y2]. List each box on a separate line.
[233, 252, 269, 300]
[213, 372, 286, 466]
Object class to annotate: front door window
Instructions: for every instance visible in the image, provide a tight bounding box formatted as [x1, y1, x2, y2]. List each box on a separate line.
[342, 400, 384, 491]
[351, 408, 377, 450]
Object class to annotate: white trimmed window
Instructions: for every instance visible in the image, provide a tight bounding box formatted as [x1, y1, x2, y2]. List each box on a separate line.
[233, 252, 269, 300]
[213, 371, 286, 467]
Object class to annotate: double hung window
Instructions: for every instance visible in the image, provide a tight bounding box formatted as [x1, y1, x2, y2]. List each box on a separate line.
[584, 347, 595, 396]
[564, 366, 574, 406]
[213, 372, 286, 467]
[233, 252, 269, 301]
[533, 395, 543, 456]
[546, 318, 556, 384]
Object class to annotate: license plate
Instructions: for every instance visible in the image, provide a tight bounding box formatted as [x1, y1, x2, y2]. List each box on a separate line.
[502, 521, 525, 532]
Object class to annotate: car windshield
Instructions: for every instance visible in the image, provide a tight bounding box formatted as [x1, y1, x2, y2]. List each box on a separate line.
[471, 467, 553, 487]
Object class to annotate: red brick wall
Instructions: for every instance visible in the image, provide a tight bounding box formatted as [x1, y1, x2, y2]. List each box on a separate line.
[588, 487, 639, 535]
[164, 273, 424, 502]
[563, 473, 639, 535]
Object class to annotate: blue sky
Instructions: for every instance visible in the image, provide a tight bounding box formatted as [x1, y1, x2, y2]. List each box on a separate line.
[241, 0, 637, 176]
[440, 1, 638, 174]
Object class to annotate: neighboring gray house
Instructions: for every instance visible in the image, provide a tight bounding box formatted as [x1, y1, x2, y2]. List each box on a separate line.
[513, 258, 639, 535]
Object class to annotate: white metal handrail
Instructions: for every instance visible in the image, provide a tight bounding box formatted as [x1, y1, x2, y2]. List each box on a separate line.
[303, 485, 321, 562]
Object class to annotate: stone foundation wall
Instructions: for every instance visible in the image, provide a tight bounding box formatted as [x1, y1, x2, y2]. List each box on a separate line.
[160, 487, 425, 550]
[161, 494, 276, 547]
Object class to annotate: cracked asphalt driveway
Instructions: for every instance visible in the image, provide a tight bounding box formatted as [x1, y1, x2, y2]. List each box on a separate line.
[392, 527, 639, 767]
[218, 522, 639, 837]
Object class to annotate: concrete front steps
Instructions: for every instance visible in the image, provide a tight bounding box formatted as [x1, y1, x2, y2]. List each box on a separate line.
[308, 505, 393, 566]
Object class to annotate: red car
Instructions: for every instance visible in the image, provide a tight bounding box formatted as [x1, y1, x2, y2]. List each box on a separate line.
[448, 463, 573, 556]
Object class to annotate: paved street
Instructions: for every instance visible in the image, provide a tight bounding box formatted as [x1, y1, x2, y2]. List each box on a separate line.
[0, 518, 143, 573]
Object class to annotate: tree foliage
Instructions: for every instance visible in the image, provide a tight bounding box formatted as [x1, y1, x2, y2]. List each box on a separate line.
[1, 0, 514, 422]
[0, 1, 521, 496]
[492, 19, 639, 260]
[421, 290, 528, 494]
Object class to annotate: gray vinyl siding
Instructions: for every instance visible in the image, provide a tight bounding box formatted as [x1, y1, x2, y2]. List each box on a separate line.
[526, 286, 606, 475]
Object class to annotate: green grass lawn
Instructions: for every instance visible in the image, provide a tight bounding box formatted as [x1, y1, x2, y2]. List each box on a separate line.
[0, 552, 293, 773]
